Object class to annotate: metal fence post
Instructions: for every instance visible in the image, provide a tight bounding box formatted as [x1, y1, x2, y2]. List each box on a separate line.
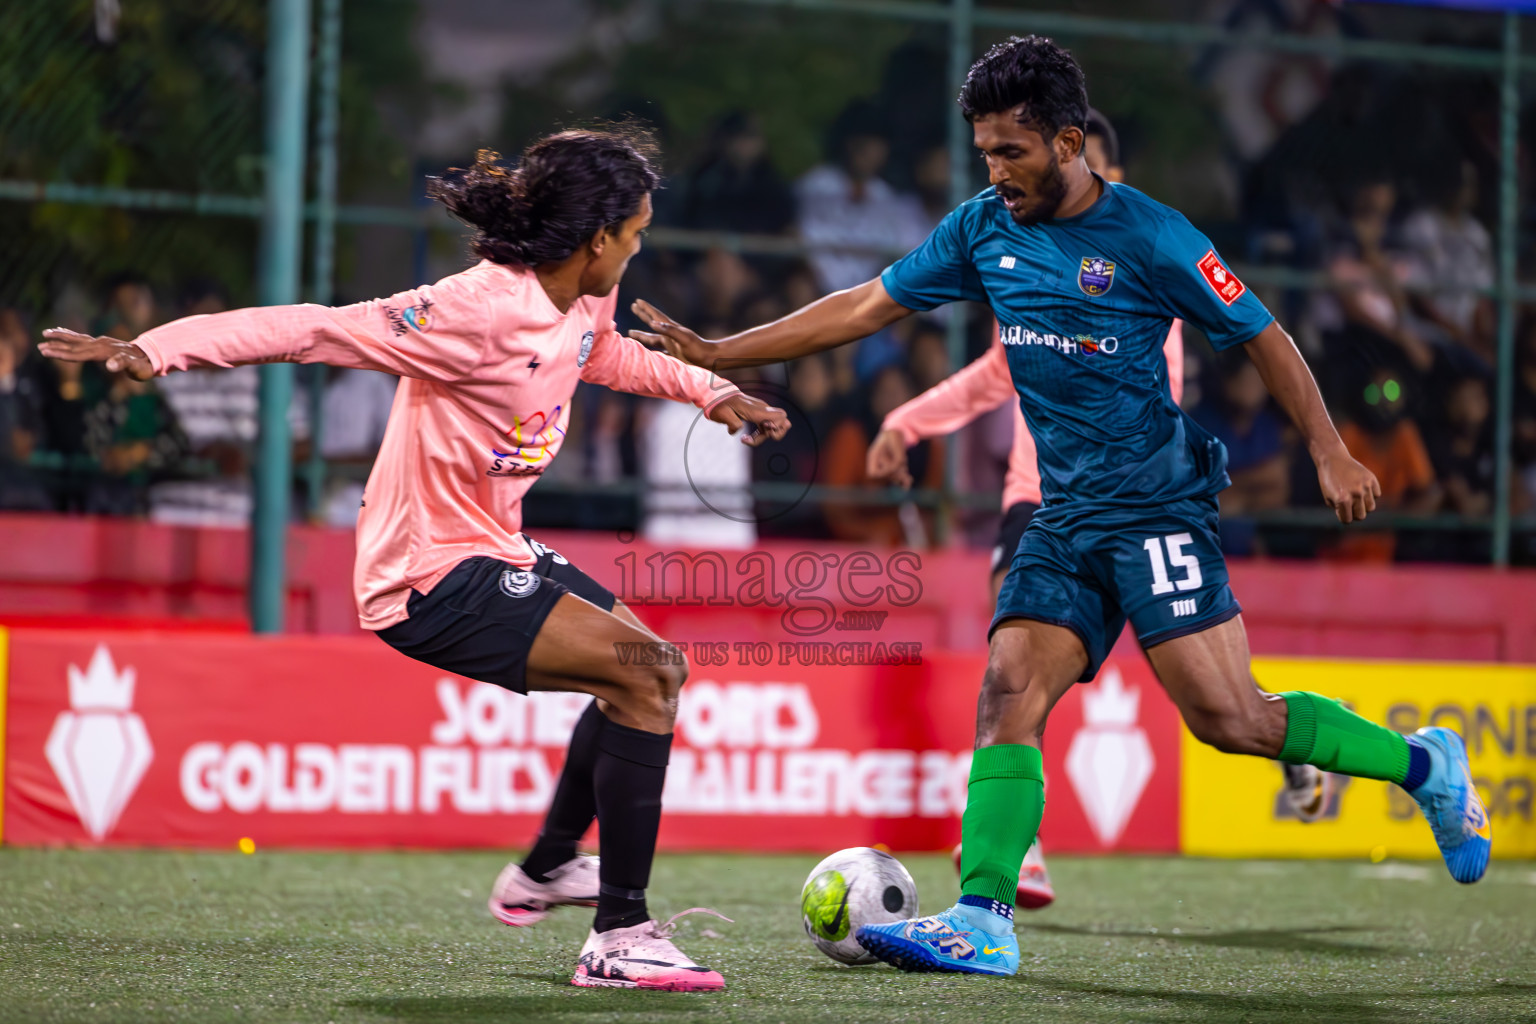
[304, 0, 343, 519]
[1493, 11, 1521, 567]
[252, 0, 312, 632]
[940, 0, 974, 544]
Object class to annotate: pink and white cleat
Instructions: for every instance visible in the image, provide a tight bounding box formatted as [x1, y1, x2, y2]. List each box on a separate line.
[571, 908, 730, 992]
[1016, 838, 1055, 909]
[950, 838, 1056, 910]
[488, 855, 599, 927]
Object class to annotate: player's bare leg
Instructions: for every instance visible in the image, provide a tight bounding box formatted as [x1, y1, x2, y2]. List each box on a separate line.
[1141, 615, 1285, 757]
[490, 599, 667, 929]
[511, 595, 725, 991]
[858, 619, 1081, 975]
[1145, 615, 1490, 882]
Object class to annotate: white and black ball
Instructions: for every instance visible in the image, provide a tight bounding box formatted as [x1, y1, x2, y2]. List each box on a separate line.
[799, 847, 919, 965]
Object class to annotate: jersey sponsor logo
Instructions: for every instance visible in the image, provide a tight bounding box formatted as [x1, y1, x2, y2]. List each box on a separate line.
[1170, 598, 1198, 617]
[577, 330, 595, 368]
[487, 449, 547, 477]
[384, 296, 435, 336]
[1197, 250, 1246, 305]
[998, 255, 1017, 270]
[998, 323, 1118, 357]
[1077, 256, 1115, 297]
[499, 569, 542, 598]
[487, 404, 567, 476]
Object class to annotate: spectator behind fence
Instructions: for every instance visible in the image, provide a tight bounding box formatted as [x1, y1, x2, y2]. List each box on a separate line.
[33, 285, 101, 489]
[908, 321, 953, 392]
[1511, 317, 1536, 517]
[795, 100, 929, 295]
[678, 111, 795, 238]
[1335, 367, 1440, 562]
[150, 280, 260, 525]
[0, 309, 51, 510]
[756, 353, 836, 539]
[80, 365, 189, 516]
[822, 363, 943, 547]
[1191, 355, 1291, 555]
[1315, 178, 1434, 404]
[1403, 161, 1495, 366]
[639, 349, 756, 548]
[1430, 374, 1494, 520]
[1425, 373, 1495, 562]
[95, 273, 159, 341]
[315, 367, 398, 528]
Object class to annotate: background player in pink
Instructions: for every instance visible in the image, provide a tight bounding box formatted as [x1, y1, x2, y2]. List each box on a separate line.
[39, 131, 788, 993]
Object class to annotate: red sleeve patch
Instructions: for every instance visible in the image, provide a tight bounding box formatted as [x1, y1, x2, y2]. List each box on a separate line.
[1197, 250, 1246, 306]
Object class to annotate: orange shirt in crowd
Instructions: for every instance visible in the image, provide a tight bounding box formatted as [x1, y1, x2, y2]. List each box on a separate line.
[1335, 419, 1435, 562]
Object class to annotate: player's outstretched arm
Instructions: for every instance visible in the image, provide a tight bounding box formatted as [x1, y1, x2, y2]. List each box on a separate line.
[629, 278, 910, 372]
[1243, 322, 1380, 524]
[46, 287, 485, 383]
[39, 330, 154, 380]
[578, 326, 790, 447]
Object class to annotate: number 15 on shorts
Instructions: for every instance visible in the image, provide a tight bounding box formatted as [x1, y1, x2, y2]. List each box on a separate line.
[1143, 533, 1203, 595]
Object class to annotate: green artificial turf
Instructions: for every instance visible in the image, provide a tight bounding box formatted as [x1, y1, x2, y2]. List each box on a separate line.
[1, 849, 1533, 1023]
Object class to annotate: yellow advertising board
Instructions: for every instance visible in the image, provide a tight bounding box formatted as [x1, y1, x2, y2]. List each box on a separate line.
[1181, 657, 1536, 859]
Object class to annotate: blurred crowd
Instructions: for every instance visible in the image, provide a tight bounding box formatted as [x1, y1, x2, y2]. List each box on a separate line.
[5, 69, 1536, 565]
[0, 277, 396, 528]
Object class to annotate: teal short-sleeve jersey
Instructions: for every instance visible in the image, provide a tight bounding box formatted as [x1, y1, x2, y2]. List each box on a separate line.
[881, 181, 1274, 508]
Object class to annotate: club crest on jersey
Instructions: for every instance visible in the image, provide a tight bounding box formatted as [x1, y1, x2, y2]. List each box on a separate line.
[498, 569, 541, 598]
[1078, 257, 1115, 297]
[384, 297, 434, 336]
[577, 330, 595, 368]
[1197, 250, 1246, 305]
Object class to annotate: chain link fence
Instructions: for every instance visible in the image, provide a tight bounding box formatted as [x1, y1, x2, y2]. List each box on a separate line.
[2, 0, 1533, 573]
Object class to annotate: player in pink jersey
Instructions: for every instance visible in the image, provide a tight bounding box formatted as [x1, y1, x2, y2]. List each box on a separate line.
[41, 131, 787, 992]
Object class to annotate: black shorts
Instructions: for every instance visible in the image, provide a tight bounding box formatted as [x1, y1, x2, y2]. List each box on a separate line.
[989, 501, 1040, 576]
[375, 539, 617, 694]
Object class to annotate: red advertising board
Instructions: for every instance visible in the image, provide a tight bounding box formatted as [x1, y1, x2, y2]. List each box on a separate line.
[1, 629, 1179, 853]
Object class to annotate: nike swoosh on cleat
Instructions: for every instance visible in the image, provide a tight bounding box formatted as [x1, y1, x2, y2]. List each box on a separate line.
[982, 946, 1009, 956]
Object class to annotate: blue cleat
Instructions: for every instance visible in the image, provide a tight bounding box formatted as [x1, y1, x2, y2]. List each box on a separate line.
[1409, 727, 1491, 884]
[855, 904, 1019, 976]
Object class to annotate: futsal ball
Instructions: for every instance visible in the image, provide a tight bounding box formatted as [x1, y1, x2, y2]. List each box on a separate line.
[799, 847, 919, 965]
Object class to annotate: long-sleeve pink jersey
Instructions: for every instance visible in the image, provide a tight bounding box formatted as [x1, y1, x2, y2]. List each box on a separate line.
[883, 320, 1184, 509]
[134, 259, 738, 630]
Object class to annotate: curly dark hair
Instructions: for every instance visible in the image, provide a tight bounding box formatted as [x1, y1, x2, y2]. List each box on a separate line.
[427, 127, 661, 268]
[958, 35, 1089, 143]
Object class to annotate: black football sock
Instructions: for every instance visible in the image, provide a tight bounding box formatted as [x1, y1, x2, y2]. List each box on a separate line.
[521, 699, 605, 883]
[591, 717, 672, 933]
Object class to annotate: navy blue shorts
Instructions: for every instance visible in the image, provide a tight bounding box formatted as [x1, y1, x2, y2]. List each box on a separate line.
[376, 539, 617, 694]
[990, 496, 1241, 681]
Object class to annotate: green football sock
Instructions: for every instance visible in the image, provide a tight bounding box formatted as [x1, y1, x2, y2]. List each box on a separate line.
[959, 744, 1044, 905]
[1278, 691, 1409, 784]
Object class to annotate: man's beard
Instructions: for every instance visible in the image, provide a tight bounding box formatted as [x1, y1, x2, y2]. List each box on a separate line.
[999, 156, 1068, 226]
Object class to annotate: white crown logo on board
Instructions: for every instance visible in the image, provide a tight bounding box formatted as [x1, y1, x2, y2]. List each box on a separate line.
[1064, 667, 1154, 848]
[45, 645, 154, 841]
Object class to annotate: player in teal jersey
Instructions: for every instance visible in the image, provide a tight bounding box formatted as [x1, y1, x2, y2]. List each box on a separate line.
[635, 36, 1491, 975]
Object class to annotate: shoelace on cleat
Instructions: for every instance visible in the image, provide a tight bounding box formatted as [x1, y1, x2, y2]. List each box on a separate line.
[647, 907, 734, 941]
